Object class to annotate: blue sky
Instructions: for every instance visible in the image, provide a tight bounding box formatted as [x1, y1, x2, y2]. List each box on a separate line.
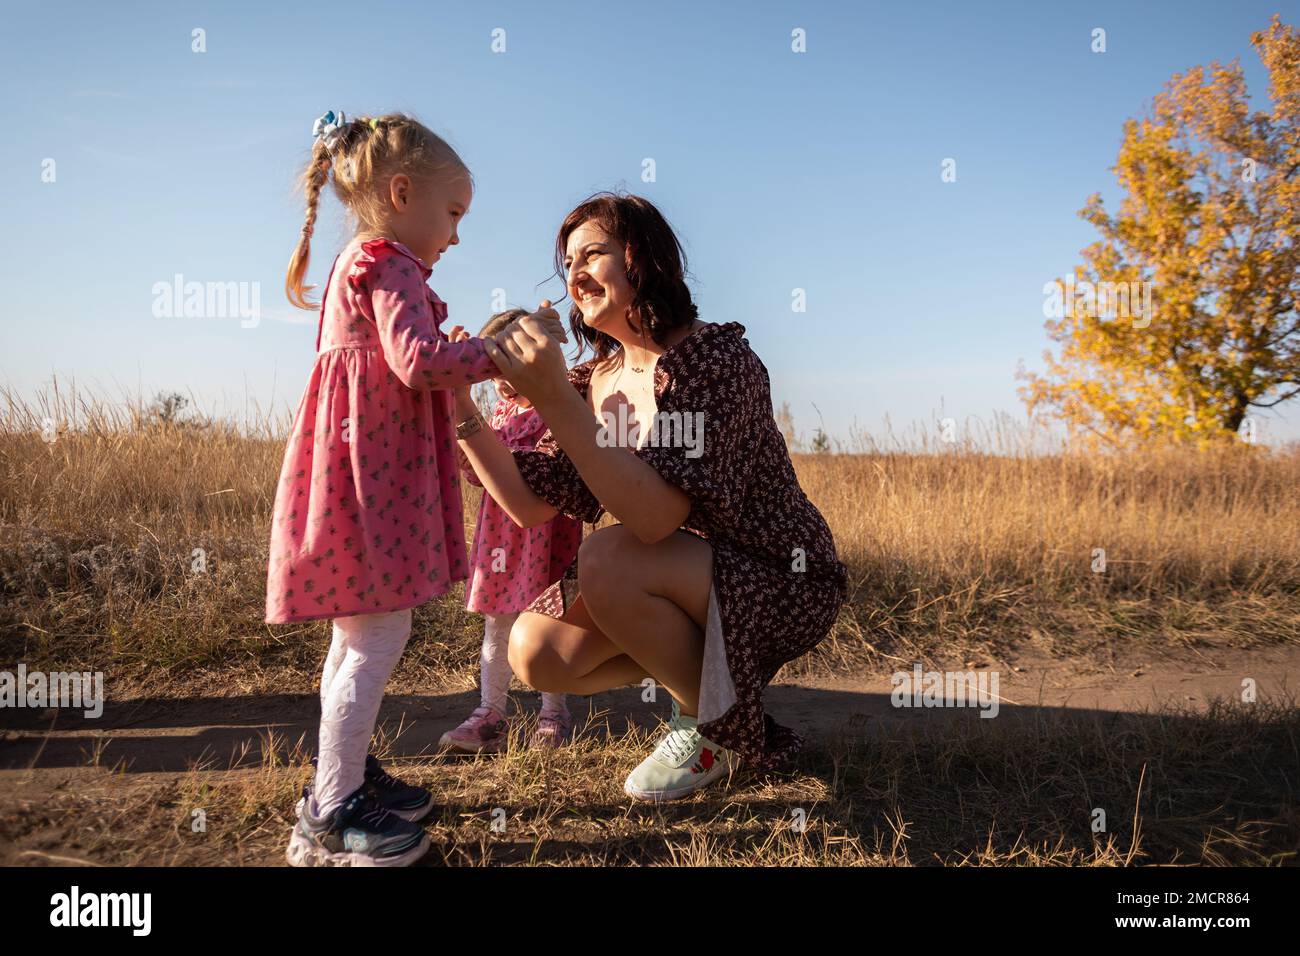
[3, 0, 1296, 445]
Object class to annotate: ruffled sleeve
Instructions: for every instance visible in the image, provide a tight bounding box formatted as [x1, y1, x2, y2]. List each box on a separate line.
[635, 330, 762, 532]
[511, 363, 604, 524]
[347, 238, 430, 292]
[348, 238, 497, 391]
[513, 434, 605, 525]
[497, 402, 548, 451]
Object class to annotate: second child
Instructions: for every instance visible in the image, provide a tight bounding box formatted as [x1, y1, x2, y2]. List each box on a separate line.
[441, 310, 585, 753]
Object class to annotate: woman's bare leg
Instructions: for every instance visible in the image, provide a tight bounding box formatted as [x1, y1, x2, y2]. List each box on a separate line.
[577, 526, 714, 717]
[510, 594, 651, 695]
[511, 526, 713, 715]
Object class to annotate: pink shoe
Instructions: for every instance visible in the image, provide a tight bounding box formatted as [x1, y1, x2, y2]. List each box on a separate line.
[531, 709, 572, 749]
[439, 704, 510, 754]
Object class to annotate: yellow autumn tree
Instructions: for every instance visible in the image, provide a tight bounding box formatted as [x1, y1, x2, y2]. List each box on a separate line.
[1019, 16, 1298, 447]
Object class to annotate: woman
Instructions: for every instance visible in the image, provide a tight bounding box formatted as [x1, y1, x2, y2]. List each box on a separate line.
[456, 193, 848, 801]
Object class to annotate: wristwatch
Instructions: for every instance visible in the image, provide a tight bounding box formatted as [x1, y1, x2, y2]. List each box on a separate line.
[456, 412, 485, 440]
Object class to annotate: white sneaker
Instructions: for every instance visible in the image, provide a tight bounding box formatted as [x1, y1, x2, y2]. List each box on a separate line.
[623, 700, 732, 802]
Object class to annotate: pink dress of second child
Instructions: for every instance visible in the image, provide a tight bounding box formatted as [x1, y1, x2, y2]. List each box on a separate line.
[441, 393, 584, 752]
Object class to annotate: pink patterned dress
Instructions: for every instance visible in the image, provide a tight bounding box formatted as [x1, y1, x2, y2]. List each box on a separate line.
[264, 236, 499, 624]
[458, 398, 584, 614]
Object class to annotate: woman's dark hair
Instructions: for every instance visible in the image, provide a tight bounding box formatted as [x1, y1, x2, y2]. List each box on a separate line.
[553, 192, 698, 364]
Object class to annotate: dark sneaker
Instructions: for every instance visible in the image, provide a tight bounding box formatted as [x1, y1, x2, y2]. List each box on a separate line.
[364, 753, 434, 822]
[297, 754, 434, 823]
[286, 784, 429, 867]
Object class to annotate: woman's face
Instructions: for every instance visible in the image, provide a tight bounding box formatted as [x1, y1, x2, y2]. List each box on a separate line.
[563, 221, 637, 334]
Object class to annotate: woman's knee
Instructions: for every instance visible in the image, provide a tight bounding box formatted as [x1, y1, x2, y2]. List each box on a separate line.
[506, 613, 565, 692]
[577, 525, 640, 612]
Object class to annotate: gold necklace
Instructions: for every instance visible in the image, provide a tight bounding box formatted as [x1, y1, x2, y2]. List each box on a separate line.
[612, 361, 636, 392]
[613, 352, 650, 392]
[622, 340, 650, 376]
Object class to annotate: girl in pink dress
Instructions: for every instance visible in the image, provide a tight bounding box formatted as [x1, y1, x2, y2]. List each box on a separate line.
[440, 310, 585, 755]
[266, 110, 564, 867]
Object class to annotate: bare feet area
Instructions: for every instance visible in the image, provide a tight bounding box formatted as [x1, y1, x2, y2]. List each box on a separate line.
[2, 638, 1296, 866]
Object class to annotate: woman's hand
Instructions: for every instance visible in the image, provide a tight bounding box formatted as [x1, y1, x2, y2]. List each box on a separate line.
[483, 300, 570, 406]
[496, 302, 568, 348]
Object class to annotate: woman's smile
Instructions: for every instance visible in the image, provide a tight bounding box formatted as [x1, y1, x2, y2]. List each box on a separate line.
[564, 222, 632, 330]
[576, 283, 606, 319]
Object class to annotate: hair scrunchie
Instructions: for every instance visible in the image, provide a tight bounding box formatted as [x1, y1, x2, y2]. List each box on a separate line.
[311, 109, 349, 149]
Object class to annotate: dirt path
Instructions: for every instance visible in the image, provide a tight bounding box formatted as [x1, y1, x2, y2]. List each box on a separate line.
[775, 640, 1300, 738]
[2, 639, 1297, 865]
[3, 639, 1295, 778]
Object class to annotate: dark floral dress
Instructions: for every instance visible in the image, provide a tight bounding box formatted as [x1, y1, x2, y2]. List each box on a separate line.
[512, 321, 849, 773]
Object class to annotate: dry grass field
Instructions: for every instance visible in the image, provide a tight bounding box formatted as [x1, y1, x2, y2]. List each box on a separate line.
[2, 384, 1298, 866]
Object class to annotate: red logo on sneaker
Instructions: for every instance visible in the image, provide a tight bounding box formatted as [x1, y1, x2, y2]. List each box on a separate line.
[693, 748, 715, 773]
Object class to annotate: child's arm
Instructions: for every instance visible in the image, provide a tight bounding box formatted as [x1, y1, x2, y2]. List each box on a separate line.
[448, 325, 488, 487]
[351, 240, 496, 391]
[454, 380, 493, 489]
[455, 438, 484, 487]
[373, 276, 495, 391]
[454, 389, 560, 528]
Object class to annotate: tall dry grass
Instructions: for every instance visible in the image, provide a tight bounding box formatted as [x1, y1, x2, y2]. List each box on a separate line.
[3, 382, 1299, 868]
[797, 442, 1300, 672]
[2, 381, 1298, 689]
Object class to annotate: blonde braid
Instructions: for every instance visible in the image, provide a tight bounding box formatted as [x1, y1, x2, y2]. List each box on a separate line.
[285, 140, 334, 310]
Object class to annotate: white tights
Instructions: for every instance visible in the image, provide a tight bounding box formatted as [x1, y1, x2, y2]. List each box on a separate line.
[312, 607, 568, 816]
[314, 608, 412, 816]
[480, 611, 567, 718]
